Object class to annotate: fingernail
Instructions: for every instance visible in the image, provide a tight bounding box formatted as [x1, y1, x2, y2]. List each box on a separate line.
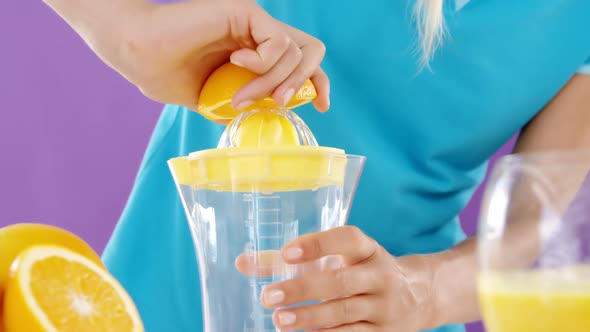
[230, 58, 245, 67]
[263, 289, 285, 305]
[283, 247, 303, 260]
[235, 100, 253, 110]
[278, 311, 296, 326]
[281, 88, 295, 106]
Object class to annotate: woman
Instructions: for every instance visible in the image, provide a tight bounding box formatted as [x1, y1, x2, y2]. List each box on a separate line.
[42, 0, 590, 331]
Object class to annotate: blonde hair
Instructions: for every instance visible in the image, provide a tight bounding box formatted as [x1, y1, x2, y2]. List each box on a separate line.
[413, 0, 446, 69]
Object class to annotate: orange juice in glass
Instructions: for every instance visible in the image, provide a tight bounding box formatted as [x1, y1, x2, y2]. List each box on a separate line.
[478, 266, 590, 332]
[477, 152, 590, 332]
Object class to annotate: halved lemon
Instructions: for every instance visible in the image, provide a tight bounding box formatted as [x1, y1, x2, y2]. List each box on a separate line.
[3, 245, 143, 332]
[197, 63, 317, 122]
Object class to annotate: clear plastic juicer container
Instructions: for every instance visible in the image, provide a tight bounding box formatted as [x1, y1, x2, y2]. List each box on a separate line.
[168, 107, 366, 331]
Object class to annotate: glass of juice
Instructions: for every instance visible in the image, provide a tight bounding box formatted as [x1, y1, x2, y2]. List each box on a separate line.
[477, 151, 590, 332]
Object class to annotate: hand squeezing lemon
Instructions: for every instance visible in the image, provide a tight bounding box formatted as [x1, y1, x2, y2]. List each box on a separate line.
[198, 63, 318, 147]
[197, 62, 318, 123]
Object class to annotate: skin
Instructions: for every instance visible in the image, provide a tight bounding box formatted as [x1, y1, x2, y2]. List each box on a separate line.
[249, 74, 590, 332]
[41, 0, 590, 330]
[41, 0, 330, 120]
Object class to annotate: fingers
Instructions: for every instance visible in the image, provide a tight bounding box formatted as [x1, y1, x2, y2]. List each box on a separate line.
[235, 251, 340, 278]
[309, 323, 377, 332]
[260, 265, 384, 308]
[278, 21, 330, 111]
[282, 226, 379, 265]
[230, 34, 290, 74]
[232, 39, 302, 109]
[227, 10, 257, 50]
[271, 39, 329, 111]
[234, 250, 295, 277]
[229, 8, 329, 111]
[311, 67, 330, 112]
[271, 296, 379, 331]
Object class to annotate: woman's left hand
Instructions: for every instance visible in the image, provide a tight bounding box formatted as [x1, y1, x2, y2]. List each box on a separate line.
[259, 226, 437, 331]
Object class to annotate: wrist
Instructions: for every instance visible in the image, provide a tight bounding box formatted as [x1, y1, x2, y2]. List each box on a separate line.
[398, 255, 440, 330]
[396, 253, 445, 330]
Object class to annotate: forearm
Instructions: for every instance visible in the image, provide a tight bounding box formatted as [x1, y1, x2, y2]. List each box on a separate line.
[42, 0, 150, 47]
[400, 176, 555, 328]
[421, 211, 552, 327]
[415, 237, 480, 328]
[423, 203, 574, 327]
[420, 73, 590, 328]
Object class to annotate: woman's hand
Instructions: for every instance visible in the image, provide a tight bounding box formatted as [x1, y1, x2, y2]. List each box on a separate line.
[258, 226, 438, 331]
[45, 0, 329, 115]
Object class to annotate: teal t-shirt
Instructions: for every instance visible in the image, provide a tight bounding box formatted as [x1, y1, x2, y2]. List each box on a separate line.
[102, 0, 590, 331]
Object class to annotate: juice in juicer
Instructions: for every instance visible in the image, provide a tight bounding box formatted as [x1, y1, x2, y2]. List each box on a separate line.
[168, 63, 366, 332]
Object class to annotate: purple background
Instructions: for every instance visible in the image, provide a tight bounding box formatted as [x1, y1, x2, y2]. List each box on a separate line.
[1, 1, 516, 331]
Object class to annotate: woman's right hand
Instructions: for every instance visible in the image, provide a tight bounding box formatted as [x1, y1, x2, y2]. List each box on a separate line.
[86, 0, 329, 116]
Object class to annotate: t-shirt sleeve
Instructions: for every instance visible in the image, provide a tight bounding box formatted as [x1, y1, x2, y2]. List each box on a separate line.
[578, 56, 590, 75]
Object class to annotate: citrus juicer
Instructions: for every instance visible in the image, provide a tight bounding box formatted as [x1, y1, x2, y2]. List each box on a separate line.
[168, 63, 366, 332]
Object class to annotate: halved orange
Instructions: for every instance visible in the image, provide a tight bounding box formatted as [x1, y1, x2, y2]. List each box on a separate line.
[0, 299, 4, 332]
[3, 245, 143, 332]
[0, 223, 104, 291]
[197, 62, 317, 122]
